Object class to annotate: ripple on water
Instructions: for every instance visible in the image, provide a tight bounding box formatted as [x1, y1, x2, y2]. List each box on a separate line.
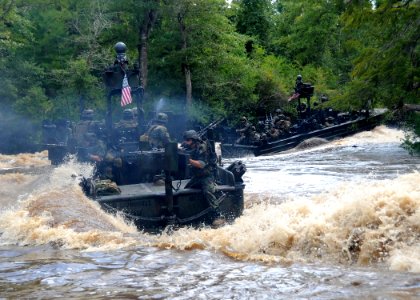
[0, 126, 419, 298]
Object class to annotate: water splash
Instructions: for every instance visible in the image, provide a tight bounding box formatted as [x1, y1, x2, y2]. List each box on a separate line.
[0, 159, 139, 251]
[0, 127, 418, 271]
[152, 172, 420, 272]
[332, 125, 405, 146]
[0, 151, 50, 169]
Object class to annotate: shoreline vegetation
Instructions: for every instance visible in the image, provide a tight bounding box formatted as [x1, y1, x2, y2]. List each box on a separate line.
[0, 0, 418, 154]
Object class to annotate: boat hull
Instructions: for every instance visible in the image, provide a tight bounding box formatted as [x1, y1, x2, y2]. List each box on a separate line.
[222, 109, 387, 158]
[94, 180, 245, 231]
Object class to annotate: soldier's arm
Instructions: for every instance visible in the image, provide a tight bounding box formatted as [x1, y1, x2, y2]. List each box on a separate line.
[89, 141, 106, 162]
[189, 146, 206, 169]
[161, 128, 170, 143]
[236, 125, 248, 133]
[189, 158, 205, 169]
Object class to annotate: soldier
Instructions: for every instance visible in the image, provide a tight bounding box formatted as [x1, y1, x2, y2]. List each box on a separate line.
[268, 127, 280, 141]
[249, 126, 261, 145]
[80, 132, 123, 182]
[118, 109, 137, 127]
[81, 108, 94, 121]
[256, 120, 266, 134]
[271, 108, 283, 125]
[72, 109, 100, 147]
[140, 112, 171, 149]
[102, 147, 123, 183]
[132, 107, 145, 124]
[235, 116, 252, 145]
[295, 74, 303, 94]
[182, 130, 219, 209]
[275, 119, 292, 135]
[114, 109, 138, 144]
[82, 132, 106, 163]
[288, 74, 303, 101]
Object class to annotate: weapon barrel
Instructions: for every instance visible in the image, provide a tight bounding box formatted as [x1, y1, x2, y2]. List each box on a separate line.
[198, 117, 225, 138]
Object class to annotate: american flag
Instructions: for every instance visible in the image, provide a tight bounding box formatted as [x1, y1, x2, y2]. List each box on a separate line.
[121, 74, 132, 107]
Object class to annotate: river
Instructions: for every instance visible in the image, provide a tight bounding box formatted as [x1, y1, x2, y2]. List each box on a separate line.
[0, 126, 419, 299]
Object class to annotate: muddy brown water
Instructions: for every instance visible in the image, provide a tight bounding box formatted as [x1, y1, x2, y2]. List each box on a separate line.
[0, 126, 419, 299]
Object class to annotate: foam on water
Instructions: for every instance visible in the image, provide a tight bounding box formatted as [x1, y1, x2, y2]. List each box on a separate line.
[0, 159, 139, 251]
[153, 172, 420, 272]
[0, 151, 50, 169]
[0, 127, 418, 272]
[332, 125, 405, 145]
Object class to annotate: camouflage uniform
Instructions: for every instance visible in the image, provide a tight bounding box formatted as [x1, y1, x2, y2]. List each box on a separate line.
[114, 109, 138, 143]
[115, 110, 137, 129]
[235, 116, 252, 145]
[101, 147, 123, 183]
[140, 113, 170, 149]
[81, 132, 106, 162]
[183, 130, 218, 209]
[147, 125, 170, 149]
[82, 132, 122, 182]
[268, 127, 280, 141]
[249, 126, 261, 145]
[275, 119, 292, 134]
[73, 109, 101, 148]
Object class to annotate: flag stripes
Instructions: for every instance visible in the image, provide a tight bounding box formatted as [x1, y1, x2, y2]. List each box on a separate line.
[121, 74, 132, 107]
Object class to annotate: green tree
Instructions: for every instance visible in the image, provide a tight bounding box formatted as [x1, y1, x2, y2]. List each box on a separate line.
[270, 0, 343, 67]
[339, 0, 419, 110]
[148, 0, 258, 121]
[234, 0, 273, 47]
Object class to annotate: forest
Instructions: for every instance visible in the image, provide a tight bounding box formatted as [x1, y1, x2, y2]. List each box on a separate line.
[0, 0, 419, 153]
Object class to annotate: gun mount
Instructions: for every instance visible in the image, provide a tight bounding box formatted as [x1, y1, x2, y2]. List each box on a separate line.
[103, 42, 144, 146]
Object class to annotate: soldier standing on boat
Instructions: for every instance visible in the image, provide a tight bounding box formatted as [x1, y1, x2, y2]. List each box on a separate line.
[72, 109, 102, 147]
[235, 116, 252, 144]
[140, 112, 171, 149]
[82, 131, 123, 182]
[114, 108, 138, 144]
[182, 130, 219, 209]
[116, 109, 137, 129]
[82, 132, 106, 163]
[295, 74, 303, 94]
[249, 126, 261, 145]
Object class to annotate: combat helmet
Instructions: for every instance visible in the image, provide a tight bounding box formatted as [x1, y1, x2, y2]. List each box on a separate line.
[296, 74, 302, 81]
[81, 109, 94, 121]
[123, 109, 134, 120]
[183, 130, 200, 141]
[155, 112, 168, 124]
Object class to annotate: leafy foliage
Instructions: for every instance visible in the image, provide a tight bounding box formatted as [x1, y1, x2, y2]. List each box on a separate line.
[0, 0, 418, 153]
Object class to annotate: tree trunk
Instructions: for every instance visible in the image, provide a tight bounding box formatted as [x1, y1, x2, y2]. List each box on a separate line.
[178, 13, 192, 107]
[138, 7, 157, 90]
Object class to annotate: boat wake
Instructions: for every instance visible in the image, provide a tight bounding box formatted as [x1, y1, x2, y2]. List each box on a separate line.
[0, 159, 139, 251]
[0, 130, 419, 272]
[0, 151, 50, 169]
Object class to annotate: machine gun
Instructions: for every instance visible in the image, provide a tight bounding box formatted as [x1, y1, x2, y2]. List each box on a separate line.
[199, 118, 225, 168]
[197, 117, 225, 140]
[298, 83, 314, 99]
